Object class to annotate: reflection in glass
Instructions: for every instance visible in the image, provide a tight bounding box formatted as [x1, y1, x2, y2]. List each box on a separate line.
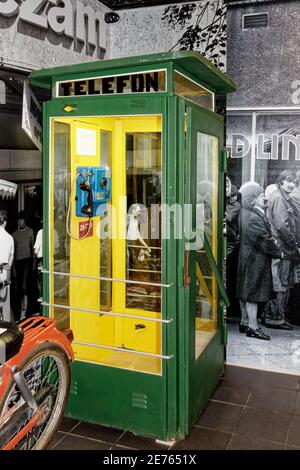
[195, 132, 218, 358]
[174, 71, 214, 111]
[125, 132, 162, 313]
[52, 121, 70, 328]
[100, 130, 112, 311]
[255, 113, 300, 186]
[226, 114, 252, 187]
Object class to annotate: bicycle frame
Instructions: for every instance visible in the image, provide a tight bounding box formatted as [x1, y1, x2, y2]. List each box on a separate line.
[0, 316, 74, 450]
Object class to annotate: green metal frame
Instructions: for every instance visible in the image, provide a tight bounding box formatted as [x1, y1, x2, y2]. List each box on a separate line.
[30, 51, 235, 441]
[184, 103, 227, 429]
[43, 95, 176, 440]
[30, 51, 235, 94]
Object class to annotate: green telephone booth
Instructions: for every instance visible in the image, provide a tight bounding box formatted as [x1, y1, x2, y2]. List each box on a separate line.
[29, 51, 235, 441]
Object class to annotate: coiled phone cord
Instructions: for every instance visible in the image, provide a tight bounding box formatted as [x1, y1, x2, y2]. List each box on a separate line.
[66, 172, 93, 241]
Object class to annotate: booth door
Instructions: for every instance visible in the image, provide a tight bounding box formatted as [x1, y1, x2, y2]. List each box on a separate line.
[185, 104, 228, 427]
[50, 115, 164, 376]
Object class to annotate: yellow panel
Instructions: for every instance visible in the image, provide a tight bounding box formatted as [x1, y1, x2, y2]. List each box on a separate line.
[51, 115, 163, 373]
[113, 117, 162, 359]
[69, 121, 108, 358]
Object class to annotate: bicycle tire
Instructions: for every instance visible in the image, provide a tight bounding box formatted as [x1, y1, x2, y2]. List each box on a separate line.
[0, 341, 70, 450]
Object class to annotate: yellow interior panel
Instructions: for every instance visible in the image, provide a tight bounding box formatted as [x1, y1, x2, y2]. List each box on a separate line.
[50, 116, 162, 373]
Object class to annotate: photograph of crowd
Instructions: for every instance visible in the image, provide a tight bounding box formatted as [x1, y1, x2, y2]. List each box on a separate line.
[226, 170, 300, 343]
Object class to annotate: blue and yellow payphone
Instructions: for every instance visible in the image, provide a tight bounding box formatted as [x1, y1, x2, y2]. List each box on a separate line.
[75, 167, 111, 218]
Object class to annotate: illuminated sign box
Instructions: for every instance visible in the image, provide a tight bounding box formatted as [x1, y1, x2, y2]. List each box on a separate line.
[57, 70, 166, 97]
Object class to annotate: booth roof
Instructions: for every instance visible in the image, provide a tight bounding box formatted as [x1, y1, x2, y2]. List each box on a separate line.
[28, 51, 236, 95]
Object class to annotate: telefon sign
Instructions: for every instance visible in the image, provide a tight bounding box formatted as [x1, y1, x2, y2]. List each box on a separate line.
[57, 71, 166, 97]
[0, 0, 106, 51]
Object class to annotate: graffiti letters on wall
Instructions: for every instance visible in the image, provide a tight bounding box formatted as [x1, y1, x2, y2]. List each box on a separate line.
[0, 0, 106, 52]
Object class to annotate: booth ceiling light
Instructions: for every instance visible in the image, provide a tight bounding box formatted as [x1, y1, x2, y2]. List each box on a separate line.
[0, 179, 18, 200]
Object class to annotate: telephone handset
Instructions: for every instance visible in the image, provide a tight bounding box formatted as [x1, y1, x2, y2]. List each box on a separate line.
[76, 167, 111, 218]
[79, 172, 93, 217]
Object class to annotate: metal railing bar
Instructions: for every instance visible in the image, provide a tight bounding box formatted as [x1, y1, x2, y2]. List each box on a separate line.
[73, 341, 173, 360]
[128, 268, 162, 273]
[40, 300, 172, 324]
[126, 293, 161, 298]
[41, 269, 172, 288]
[127, 245, 162, 250]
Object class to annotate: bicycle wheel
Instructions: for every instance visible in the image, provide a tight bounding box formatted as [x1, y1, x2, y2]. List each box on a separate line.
[0, 341, 70, 450]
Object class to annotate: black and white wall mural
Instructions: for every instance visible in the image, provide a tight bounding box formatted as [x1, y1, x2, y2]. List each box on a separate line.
[162, 1, 226, 70]
[107, 1, 226, 71]
[225, 0, 300, 374]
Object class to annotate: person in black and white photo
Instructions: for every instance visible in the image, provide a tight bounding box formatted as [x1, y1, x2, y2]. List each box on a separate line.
[287, 170, 300, 326]
[226, 182, 241, 318]
[262, 170, 300, 330]
[12, 211, 34, 321]
[0, 209, 14, 322]
[237, 182, 282, 340]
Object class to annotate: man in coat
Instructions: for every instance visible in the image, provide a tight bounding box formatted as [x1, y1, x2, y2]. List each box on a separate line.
[263, 170, 300, 330]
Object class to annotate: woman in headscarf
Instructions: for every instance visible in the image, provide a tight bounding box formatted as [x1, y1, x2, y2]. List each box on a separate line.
[237, 182, 282, 340]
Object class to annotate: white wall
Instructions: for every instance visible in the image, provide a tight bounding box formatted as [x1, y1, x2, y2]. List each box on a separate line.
[106, 1, 226, 71]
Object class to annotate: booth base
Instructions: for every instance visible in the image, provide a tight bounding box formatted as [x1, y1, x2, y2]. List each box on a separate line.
[66, 360, 169, 441]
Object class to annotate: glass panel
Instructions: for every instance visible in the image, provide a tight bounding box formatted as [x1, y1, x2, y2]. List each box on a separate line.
[255, 113, 300, 186]
[100, 130, 112, 311]
[51, 116, 163, 375]
[51, 121, 71, 329]
[195, 132, 218, 358]
[125, 132, 162, 312]
[174, 71, 214, 111]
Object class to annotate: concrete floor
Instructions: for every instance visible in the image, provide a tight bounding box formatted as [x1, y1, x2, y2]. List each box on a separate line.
[50, 364, 300, 450]
[227, 320, 300, 375]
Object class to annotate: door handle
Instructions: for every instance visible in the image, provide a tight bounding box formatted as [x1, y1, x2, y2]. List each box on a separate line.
[184, 251, 190, 287]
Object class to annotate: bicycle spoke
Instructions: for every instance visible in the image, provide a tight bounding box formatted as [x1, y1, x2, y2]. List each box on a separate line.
[0, 348, 69, 449]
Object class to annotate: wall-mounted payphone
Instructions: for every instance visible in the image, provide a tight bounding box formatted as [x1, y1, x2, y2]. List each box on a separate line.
[76, 167, 111, 218]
